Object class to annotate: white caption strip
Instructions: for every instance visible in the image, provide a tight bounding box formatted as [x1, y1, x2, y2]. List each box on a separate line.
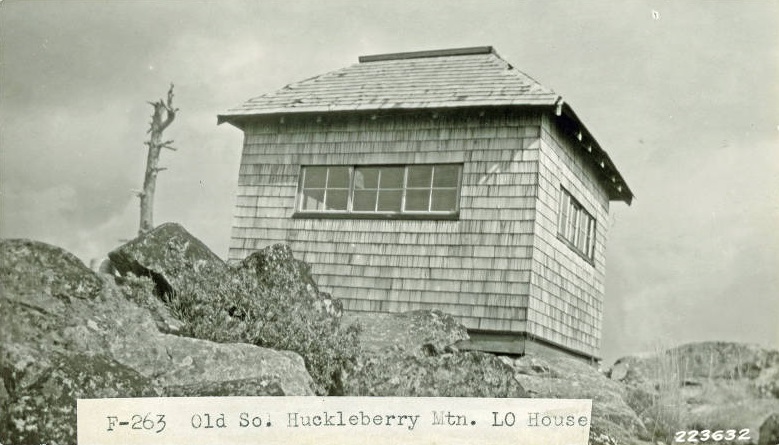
[78, 396, 591, 445]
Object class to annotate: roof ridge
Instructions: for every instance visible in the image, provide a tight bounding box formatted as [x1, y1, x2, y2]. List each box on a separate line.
[359, 46, 494, 63]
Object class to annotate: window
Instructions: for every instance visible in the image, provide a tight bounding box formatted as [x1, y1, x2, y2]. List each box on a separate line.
[557, 188, 596, 261]
[299, 166, 350, 211]
[297, 164, 462, 217]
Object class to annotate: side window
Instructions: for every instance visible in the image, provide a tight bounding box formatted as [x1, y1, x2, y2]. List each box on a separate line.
[557, 187, 596, 261]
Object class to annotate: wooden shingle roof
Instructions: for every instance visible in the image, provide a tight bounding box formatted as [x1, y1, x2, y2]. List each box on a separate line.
[219, 46, 633, 204]
[219, 46, 560, 118]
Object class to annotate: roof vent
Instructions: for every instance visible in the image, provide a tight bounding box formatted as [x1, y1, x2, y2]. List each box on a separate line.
[359, 46, 494, 63]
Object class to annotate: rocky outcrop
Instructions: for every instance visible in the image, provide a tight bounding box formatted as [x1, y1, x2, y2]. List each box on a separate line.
[610, 342, 779, 444]
[5, 231, 779, 445]
[0, 238, 315, 445]
[504, 354, 650, 444]
[342, 311, 526, 398]
[612, 342, 779, 384]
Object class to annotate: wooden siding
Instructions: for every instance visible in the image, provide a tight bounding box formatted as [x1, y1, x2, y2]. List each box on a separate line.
[229, 110, 542, 333]
[527, 113, 611, 358]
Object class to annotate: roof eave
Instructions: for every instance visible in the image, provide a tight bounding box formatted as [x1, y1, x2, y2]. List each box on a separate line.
[217, 99, 559, 124]
[217, 113, 251, 131]
[557, 103, 634, 205]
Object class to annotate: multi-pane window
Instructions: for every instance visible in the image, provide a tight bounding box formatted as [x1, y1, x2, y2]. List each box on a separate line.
[299, 166, 350, 211]
[298, 164, 461, 216]
[353, 166, 404, 212]
[558, 188, 596, 261]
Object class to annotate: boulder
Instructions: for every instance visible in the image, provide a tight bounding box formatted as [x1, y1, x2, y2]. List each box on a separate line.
[107, 222, 227, 298]
[343, 310, 468, 355]
[238, 243, 343, 317]
[342, 311, 525, 398]
[347, 349, 527, 397]
[1, 238, 315, 444]
[506, 353, 650, 444]
[759, 413, 779, 445]
[1, 238, 103, 301]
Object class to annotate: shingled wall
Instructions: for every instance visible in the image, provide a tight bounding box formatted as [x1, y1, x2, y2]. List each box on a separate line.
[527, 114, 610, 357]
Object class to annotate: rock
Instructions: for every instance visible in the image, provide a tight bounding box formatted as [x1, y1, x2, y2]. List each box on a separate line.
[104, 322, 314, 395]
[238, 243, 318, 291]
[610, 361, 629, 381]
[759, 413, 779, 445]
[346, 350, 527, 397]
[108, 230, 359, 395]
[612, 342, 779, 443]
[98, 257, 116, 275]
[115, 274, 184, 333]
[165, 379, 286, 397]
[108, 222, 227, 298]
[1, 353, 159, 445]
[507, 353, 649, 444]
[589, 425, 620, 445]
[7, 236, 777, 445]
[70, 275, 314, 396]
[238, 243, 343, 317]
[1, 239, 103, 301]
[1, 238, 316, 444]
[342, 310, 525, 398]
[513, 356, 560, 378]
[342, 310, 469, 355]
[615, 342, 779, 384]
[757, 367, 779, 398]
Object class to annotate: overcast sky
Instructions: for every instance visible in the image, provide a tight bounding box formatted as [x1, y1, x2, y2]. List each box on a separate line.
[1, 0, 777, 363]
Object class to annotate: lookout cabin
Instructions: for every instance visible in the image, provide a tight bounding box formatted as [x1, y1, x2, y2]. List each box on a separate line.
[218, 46, 632, 361]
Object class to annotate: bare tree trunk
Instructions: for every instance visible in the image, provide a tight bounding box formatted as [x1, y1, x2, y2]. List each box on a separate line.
[138, 84, 178, 236]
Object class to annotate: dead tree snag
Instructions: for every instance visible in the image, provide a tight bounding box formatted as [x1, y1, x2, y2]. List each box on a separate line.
[138, 84, 178, 236]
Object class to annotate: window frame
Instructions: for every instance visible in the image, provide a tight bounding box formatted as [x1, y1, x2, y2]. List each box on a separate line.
[294, 163, 463, 220]
[557, 187, 596, 263]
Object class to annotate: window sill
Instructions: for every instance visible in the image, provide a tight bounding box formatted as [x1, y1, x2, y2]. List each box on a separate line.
[292, 211, 460, 221]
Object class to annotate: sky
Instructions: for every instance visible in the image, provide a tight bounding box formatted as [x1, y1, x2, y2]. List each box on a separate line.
[1, 0, 777, 364]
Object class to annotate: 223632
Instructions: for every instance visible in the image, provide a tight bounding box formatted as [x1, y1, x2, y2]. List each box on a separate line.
[673, 429, 751, 443]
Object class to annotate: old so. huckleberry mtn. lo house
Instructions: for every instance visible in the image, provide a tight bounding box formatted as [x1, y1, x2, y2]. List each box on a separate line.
[218, 46, 633, 362]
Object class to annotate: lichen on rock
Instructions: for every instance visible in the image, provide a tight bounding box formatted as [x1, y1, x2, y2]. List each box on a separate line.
[342, 310, 526, 398]
[108, 222, 227, 298]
